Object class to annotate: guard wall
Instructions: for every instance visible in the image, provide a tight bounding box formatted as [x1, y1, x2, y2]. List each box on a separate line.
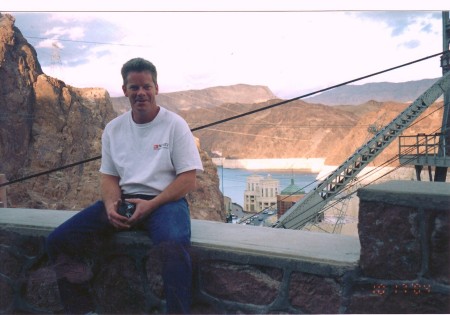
[0, 180, 448, 313]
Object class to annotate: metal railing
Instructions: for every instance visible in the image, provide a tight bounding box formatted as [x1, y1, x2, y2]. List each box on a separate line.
[274, 72, 450, 229]
[399, 133, 449, 166]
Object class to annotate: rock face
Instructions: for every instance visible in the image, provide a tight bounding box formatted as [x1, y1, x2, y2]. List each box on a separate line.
[0, 13, 42, 178]
[178, 99, 444, 166]
[0, 13, 225, 221]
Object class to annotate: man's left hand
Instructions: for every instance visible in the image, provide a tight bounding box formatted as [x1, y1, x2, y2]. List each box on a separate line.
[124, 198, 155, 225]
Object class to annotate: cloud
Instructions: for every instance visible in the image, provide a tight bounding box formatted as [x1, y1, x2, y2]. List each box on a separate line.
[420, 23, 433, 33]
[35, 38, 64, 49]
[10, 10, 444, 99]
[44, 26, 85, 40]
[353, 11, 441, 37]
[400, 39, 421, 49]
[13, 12, 121, 67]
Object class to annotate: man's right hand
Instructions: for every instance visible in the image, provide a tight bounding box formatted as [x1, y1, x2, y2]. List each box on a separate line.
[101, 174, 130, 229]
[106, 199, 131, 230]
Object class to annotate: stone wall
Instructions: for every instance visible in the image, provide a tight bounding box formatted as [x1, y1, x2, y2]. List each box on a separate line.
[350, 180, 450, 314]
[0, 174, 6, 207]
[0, 180, 448, 314]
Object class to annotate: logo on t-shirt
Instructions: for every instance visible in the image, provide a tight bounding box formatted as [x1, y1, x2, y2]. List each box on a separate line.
[153, 143, 169, 150]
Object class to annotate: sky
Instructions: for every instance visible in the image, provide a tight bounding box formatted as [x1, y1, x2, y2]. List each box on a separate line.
[4, 1, 450, 99]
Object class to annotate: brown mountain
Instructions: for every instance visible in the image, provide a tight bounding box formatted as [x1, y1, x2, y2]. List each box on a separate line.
[181, 99, 356, 159]
[182, 98, 443, 166]
[305, 78, 440, 105]
[170, 97, 443, 167]
[0, 13, 225, 222]
[112, 84, 276, 114]
[111, 82, 444, 168]
[328, 100, 444, 165]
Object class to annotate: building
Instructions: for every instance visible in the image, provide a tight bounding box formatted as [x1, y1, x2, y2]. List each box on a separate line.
[244, 174, 279, 212]
[277, 178, 305, 219]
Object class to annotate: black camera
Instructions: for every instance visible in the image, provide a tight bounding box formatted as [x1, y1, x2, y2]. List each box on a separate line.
[118, 201, 136, 218]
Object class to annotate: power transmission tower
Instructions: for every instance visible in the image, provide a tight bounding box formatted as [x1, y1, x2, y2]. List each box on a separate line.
[435, 11, 450, 181]
[274, 72, 450, 229]
[50, 41, 62, 77]
[273, 12, 450, 230]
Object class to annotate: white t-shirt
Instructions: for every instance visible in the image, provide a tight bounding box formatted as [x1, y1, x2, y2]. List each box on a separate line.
[100, 107, 203, 195]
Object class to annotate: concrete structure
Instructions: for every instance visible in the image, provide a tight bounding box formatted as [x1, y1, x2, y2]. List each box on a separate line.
[275, 71, 450, 229]
[0, 180, 448, 314]
[277, 178, 305, 219]
[244, 174, 263, 212]
[401, 12, 450, 182]
[211, 158, 325, 172]
[436, 11, 450, 181]
[399, 12, 450, 181]
[398, 133, 450, 181]
[244, 174, 279, 212]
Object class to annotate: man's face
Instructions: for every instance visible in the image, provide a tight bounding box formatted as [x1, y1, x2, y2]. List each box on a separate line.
[122, 71, 159, 122]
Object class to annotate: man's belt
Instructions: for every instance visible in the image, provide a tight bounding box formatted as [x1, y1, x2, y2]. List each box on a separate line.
[121, 194, 156, 201]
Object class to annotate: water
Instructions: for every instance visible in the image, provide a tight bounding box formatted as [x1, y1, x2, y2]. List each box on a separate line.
[216, 167, 319, 207]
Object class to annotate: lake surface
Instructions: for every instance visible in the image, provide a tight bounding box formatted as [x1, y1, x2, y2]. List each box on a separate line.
[216, 167, 319, 207]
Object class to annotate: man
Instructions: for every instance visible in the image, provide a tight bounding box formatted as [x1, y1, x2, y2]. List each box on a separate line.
[46, 57, 203, 314]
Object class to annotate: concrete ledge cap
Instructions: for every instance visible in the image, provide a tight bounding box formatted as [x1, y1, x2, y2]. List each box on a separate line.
[0, 207, 360, 268]
[191, 220, 360, 267]
[357, 180, 450, 209]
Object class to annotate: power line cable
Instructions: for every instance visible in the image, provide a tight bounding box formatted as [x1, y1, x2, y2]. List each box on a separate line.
[234, 102, 446, 224]
[294, 145, 430, 230]
[323, 104, 445, 193]
[0, 51, 445, 188]
[0, 156, 101, 188]
[262, 102, 445, 227]
[281, 123, 444, 229]
[204, 128, 310, 141]
[298, 143, 437, 230]
[298, 120, 443, 226]
[25, 36, 153, 48]
[190, 51, 445, 132]
[159, 92, 280, 127]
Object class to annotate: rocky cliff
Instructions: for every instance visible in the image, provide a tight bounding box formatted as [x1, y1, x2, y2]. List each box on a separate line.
[0, 13, 42, 178]
[0, 13, 225, 221]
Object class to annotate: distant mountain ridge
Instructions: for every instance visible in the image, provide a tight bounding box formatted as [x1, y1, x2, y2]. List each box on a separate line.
[109, 78, 444, 168]
[112, 84, 276, 114]
[112, 78, 441, 113]
[305, 78, 440, 105]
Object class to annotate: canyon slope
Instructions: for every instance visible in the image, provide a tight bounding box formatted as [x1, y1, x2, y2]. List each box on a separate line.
[111, 74, 444, 168]
[113, 95, 443, 168]
[179, 99, 443, 166]
[0, 13, 225, 221]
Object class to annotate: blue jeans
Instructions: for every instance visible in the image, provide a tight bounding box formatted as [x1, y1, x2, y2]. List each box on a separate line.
[46, 198, 192, 314]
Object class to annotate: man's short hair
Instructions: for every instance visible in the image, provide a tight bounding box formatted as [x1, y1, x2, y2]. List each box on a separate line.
[121, 58, 158, 85]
